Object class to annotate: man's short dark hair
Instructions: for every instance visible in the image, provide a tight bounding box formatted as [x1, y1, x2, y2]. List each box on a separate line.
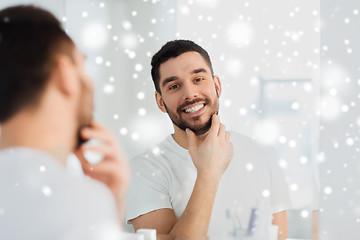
[0, 5, 75, 122]
[151, 39, 214, 93]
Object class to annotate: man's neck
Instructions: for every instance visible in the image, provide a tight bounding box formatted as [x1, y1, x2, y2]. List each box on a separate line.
[171, 125, 208, 149]
[0, 109, 76, 165]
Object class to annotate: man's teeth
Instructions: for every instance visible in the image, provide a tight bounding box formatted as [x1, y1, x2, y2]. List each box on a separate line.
[185, 104, 204, 113]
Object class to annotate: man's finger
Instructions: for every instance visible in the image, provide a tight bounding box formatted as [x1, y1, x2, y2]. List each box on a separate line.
[225, 131, 231, 142]
[81, 145, 113, 157]
[207, 114, 220, 138]
[83, 169, 111, 183]
[186, 128, 197, 148]
[228, 142, 234, 158]
[89, 121, 108, 132]
[218, 123, 226, 138]
[81, 128, 115, 146]
[74, 151, 92, 172]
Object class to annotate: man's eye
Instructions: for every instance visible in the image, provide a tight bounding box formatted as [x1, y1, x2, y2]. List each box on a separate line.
[194, 77, 204, 83]
[169, 84, 179, 90]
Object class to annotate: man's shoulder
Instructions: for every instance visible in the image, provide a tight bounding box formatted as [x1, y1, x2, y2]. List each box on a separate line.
[129, 135, 191, 179]
[1, 149, 114, 204]
[0, 148, 119, 234]
[130, 135, 173, 167]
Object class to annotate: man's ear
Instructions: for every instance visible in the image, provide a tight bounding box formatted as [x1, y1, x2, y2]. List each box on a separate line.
[155, 91, 167, 113]
[52, 54, 77, 97]
[213, 75, 222, 98]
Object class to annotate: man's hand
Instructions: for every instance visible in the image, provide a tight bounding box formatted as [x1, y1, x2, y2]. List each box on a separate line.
[186, 114, 233, 179]
[131, 115, 233, 238]
[74, 121, 130, 220]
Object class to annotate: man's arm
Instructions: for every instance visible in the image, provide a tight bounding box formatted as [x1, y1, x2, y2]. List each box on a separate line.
[74, 121, 130, 222]
[272, 211, 288, 240]
[131, 115, 233, 237]
[312, 210, 319, 240]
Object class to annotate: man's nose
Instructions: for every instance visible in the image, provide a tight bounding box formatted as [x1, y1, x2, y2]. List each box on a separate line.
[183, 84, 198, 100]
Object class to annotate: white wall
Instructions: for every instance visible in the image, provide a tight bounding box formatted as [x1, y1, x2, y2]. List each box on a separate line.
[319, 0, 360, 238]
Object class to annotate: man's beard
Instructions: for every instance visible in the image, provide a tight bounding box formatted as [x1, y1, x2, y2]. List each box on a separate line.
[164, 97, 219, 136]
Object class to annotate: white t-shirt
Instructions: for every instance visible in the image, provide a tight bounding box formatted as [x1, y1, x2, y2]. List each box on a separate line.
[0, 147, 122, 240]
[126, 132, 292, 238]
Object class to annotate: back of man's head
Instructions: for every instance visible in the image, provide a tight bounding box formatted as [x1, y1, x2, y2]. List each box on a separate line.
[0, 5, 74, 123]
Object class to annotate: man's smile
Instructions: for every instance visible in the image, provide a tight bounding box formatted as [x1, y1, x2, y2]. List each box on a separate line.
[184, 103, 205, 113]
[181, 103, 207, 117]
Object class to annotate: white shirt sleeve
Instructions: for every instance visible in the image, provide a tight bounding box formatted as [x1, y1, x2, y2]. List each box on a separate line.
[125, 155, 172, 224]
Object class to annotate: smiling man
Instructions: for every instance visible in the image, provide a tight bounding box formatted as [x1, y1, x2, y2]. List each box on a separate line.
[126, 40, 291, 239]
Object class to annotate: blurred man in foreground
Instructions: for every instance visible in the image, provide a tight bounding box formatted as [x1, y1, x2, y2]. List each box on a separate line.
[0, 5, 129, 240]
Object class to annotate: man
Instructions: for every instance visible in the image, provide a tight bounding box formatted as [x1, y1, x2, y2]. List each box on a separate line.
[126, 40, 292, 239]
[0, 5, 129, 240]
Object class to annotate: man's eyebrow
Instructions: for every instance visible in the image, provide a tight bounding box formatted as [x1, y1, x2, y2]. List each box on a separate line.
[162, 76, 178, 87]
[191, 68, 207, 74]
[161, 68, 208, 88]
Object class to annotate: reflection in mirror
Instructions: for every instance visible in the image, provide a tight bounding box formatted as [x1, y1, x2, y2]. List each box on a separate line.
[0, 0, 326, 239]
